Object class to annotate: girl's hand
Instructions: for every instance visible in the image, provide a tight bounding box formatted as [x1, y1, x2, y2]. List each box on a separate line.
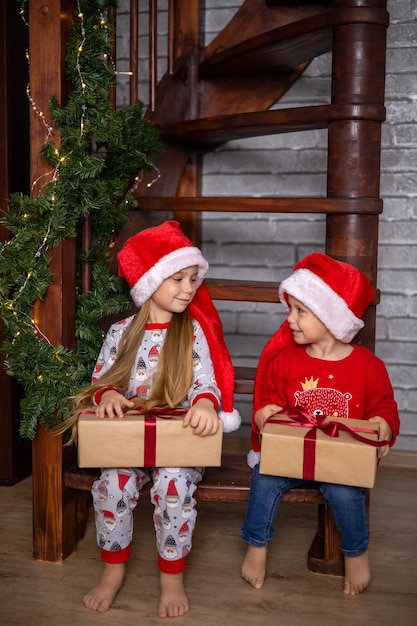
[96, 390, 134, 419]
[254, 404, 283, 431]
[183, 398, 219, 437]
[368, 416, 393, 459]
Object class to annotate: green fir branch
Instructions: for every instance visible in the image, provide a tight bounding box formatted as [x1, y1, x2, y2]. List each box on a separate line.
[0, 0, 162, 438]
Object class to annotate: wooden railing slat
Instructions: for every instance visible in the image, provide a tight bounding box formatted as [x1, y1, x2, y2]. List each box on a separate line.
[132, 196, 383, 215]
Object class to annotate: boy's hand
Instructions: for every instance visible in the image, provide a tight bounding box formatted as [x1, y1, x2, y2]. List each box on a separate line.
[96, 390, 134, 419]
[368, 416, 393, 458]
[254, 404, 283, 431]
[183, 398, 219, 437]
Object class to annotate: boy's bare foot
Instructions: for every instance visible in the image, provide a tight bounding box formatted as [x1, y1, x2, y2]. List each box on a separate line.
[344, 551, 371, 595]
[241, 545, 268, 589]
[158, 571, 189, 618]
[83, 562, 125, 612]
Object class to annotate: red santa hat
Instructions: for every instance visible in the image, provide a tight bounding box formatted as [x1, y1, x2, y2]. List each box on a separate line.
[248, 253, 375, 465]
[117, 220, 241, 433]
[117, 220, 208, 307]
[278, 252, 375, 344]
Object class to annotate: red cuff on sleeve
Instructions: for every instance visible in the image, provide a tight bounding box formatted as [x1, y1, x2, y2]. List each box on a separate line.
[191, 393, 219, 411]
[93, 386, 122, 406]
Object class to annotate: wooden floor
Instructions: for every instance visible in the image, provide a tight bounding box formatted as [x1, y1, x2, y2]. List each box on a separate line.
[1, 451, 416, 626]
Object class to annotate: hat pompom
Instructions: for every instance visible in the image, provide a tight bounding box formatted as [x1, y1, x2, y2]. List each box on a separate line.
[219, 408, 241, 433]
[247, 449, 260, 469]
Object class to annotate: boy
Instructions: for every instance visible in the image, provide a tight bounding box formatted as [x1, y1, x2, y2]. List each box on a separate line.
[241, 253, 400, 595]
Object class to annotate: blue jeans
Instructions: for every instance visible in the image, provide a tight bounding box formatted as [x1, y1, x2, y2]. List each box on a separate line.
[241, 464, 369, 558]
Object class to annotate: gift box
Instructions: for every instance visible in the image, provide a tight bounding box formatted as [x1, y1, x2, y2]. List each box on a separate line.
[259, 411, 380, 488]
[77, 408, 223, 468]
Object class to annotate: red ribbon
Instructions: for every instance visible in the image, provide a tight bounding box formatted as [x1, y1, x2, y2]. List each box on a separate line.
[130, 407, 188, 467]
[264, 407, 389, 481]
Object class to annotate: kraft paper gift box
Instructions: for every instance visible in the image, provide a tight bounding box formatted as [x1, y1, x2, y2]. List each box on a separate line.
[77, 408, 223, 468]
[259, 412, 380, 488]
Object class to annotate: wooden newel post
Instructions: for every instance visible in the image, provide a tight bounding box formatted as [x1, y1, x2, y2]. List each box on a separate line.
[29, 0, 89, 562]
[326, 0, 388, 352]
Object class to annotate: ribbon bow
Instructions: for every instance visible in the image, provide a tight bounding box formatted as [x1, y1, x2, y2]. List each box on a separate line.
[264, 406, 389, 481]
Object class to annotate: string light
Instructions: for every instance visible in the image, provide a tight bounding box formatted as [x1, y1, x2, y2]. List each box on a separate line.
[25, 79, 54, 138]
[31, 167, 59, 195]
[146, 166, 161, 188]
[19, 7, 28, 27]
[76, 3, 87, 135]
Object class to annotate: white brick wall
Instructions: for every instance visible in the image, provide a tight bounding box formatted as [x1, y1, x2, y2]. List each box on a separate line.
[117, 0, 417, 450]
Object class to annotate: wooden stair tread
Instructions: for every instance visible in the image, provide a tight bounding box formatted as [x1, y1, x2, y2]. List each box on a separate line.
[64, 438, 326, 504]
[266, 0, 331, 5]
[205, 278, 279, 303]
[199, 11, 333, 78]
[233, 366, 256, 395]
[158, 104, 386, 145]
[132, 197, 383, 215]
[200, 5, 388, 79]
[97, 279, 379, 332]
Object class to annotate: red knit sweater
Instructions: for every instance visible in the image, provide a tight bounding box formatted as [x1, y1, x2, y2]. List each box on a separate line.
[251, 344, 400, 452]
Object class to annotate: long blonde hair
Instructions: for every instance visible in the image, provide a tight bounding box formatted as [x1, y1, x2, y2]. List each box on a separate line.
[57, 302, 195, 443]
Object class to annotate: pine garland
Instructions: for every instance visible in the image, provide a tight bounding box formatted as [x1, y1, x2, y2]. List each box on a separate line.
[0, 1, 162, 438]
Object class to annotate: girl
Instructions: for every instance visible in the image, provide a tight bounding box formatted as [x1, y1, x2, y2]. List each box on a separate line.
[240, 253, 400, 596]
[62, 220, 240, 618]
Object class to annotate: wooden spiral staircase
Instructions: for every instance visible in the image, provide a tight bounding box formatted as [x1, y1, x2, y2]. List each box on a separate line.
[29, 0, 388, 569]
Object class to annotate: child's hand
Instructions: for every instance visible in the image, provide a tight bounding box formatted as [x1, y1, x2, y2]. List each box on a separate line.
[368, 416, 393, 459]
[96, 390, 134, 419]
[183, 398, 219, 437]
[254, 404, 283, 431]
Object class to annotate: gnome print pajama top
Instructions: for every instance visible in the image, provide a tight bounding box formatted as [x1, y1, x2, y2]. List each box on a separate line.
[89, 315, 222, 564]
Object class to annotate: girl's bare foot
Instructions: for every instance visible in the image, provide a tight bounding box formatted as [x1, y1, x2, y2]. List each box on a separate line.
[241, 545, 268, 589]
[158, 571, 189, 618]
[344, 551, 371, 595]
[83, 562, 125, 612]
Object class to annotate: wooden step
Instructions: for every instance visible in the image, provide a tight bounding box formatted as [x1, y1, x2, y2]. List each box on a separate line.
[133, 196, 383, 215]
[199, 6, 387, 79]
[199, 11, 332, 78]
[266, 1, 331, 5]
[233, 366, 256, 395]
[98, 279, 281, 334]
[158, 104, 386, 145]
[64, 437, 325, 504]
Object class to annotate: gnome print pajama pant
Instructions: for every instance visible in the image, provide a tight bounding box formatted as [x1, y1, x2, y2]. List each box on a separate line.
[91, 466, 203, 573]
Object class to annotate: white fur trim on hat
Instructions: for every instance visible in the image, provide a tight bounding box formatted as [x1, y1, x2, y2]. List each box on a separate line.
[247, 449, 260, 469]
[130, 247, 208, 307]
[279, 268, 364, 343]
[219, 409, 241, 433]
